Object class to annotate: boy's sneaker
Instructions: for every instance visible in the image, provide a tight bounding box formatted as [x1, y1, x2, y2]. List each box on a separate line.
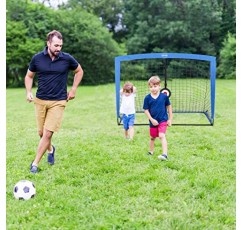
[147, 152, 153, 156]
[158, 154, 168, 160]
[30, 162, 38, 174]
[47, 145, 55, 165]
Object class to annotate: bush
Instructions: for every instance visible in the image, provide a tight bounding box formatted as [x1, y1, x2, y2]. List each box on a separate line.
[217, 32, 236, 79]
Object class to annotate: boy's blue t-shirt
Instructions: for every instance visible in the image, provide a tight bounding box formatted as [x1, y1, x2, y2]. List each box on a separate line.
[143, 93, 171, 127]
[29, 47, 79, 100]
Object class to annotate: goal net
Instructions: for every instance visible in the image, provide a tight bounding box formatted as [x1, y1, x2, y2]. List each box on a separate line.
[115, 53, 216, 126]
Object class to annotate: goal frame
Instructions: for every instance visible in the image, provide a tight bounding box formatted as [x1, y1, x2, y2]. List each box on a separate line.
[115, 53, 216, 126]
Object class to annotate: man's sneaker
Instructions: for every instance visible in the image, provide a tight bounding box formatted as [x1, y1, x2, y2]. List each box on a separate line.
[158, 154, 168, 160]
[47, 145, 55, 165]
[30, 162, 38, 174]
[147, 152, 153, 156]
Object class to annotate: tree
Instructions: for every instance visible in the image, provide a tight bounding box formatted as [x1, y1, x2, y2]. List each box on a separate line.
[122, 0, 222, 56]
[6, 0, 124, 87]
[6, 20, 44, 87]
[53, 8, 124, 84]
[217, 32, 236, 79]
[63, 0, 127, 42]
[216, 0, 236, 55]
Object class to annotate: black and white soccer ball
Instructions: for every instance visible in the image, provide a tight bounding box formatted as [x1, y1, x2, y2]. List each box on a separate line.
[13, 180, 36, 200]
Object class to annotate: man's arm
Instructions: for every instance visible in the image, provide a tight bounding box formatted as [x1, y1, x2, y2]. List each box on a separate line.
[25, 70, 35, 102]
[67, 64, 84, 101]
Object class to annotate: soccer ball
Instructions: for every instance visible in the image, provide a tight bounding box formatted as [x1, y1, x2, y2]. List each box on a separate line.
[13, 180, 36, 200]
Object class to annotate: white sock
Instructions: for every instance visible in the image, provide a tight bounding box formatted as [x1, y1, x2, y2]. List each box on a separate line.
[48, 146, 53, 154]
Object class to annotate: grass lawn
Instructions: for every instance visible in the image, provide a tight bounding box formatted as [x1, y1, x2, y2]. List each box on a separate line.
[6, 80, 235, 229]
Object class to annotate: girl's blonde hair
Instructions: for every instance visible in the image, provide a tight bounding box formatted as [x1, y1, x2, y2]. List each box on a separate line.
[148, 76, 161, 85]
[123, 81, 134, 93]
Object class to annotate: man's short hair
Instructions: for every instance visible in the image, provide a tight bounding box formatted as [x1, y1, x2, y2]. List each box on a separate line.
[47, 30, 63, 42]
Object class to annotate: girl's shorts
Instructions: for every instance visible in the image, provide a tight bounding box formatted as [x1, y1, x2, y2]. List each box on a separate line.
[122, 114, 135, 130]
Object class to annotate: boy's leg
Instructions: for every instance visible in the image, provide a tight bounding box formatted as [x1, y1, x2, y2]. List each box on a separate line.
[159, 133, 167, 154]
[158, 122, 168, 154]
[149, 137, 155, 153]
[157, 122, 168, 160]
[149, 127, 158, 154]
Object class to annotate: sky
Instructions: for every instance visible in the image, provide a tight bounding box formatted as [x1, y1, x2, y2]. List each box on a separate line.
[42, 0, 68, 8]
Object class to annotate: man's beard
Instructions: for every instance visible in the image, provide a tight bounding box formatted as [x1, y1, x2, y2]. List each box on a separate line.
[50, 49, 60, 57]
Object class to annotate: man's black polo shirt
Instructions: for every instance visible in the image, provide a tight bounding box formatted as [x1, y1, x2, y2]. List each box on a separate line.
[29, 47, 79, 100]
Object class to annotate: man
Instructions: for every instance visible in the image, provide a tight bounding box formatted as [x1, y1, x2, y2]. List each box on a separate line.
[25, 30, 84, 173]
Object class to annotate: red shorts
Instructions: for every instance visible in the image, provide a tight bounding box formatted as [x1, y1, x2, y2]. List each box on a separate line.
[150, 121, 168, 138]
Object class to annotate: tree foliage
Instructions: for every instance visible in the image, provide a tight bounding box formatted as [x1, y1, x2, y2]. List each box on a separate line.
[53, 8, 123, 84]
[6, 10, 44, 87]
[123, 0, 222, 55]
[217, 32, 236, 79]
[6, 0, 124, 86]
[6, 0, 236, 87]
[63, 0, 127, 42]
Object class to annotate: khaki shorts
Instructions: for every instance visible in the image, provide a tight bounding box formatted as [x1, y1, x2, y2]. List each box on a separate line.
[34, 98, 66, 132]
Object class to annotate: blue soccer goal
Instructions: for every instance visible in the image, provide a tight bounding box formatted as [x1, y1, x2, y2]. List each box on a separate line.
[115, 53, 216, 126]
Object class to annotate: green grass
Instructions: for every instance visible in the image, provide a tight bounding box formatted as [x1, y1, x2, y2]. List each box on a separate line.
[6, 80, 235, 229]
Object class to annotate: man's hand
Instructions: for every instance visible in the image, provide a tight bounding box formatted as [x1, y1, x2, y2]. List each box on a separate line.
[67, 89, 76, 102]
[26, 92, 34, 102]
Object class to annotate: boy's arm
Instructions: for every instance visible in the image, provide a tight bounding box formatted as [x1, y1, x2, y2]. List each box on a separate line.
[144, 109, 159, 126]
[167, 105, 173, 126]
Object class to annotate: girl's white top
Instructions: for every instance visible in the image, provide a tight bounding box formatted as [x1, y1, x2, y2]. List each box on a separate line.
[120, 93, 136, 115]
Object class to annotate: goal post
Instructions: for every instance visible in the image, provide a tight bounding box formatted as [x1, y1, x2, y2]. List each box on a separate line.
[115, 53, 216, 126]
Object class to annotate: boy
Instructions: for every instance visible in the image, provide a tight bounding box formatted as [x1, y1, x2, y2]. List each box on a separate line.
[143, 76, 173, 160]
[120, 81, 137, 140]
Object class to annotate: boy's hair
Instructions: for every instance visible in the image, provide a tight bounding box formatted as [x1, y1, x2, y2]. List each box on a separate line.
[123, 81, 134, 93]
[148, 76, 161, 85]
[47, 30, 63, 42]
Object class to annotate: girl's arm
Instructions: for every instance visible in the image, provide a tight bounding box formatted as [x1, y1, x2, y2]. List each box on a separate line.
[120, 88, 123, 95]
[133, 86, 137, 94]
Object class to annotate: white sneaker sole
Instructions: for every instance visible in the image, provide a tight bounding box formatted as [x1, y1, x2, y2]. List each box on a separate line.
[158, 155, 168, 160]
